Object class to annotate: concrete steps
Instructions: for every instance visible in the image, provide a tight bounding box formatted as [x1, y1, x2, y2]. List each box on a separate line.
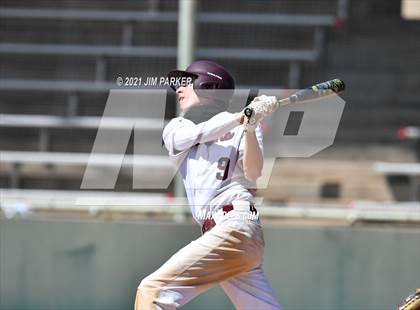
[0, 54, 294, 87]
[327, 37, 420, 71]
[341, 102, 420, 123]
[0, 53, 176, 82]
[200, 0, 338, 15]
[258, 159, 394, 204]
[0, 0, 419, 194]
[0, 0, 177, 11]
[0, 18, 316, 49]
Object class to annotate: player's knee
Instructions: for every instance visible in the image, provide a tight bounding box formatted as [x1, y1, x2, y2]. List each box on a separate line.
[138, 276, 153, 289]
[138, 276, 157, 296]
[134, 287, 142, 310]
[136, 276, 162, 309]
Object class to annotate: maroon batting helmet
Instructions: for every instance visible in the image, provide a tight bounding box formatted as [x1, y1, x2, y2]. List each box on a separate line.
[167, 60, 235, 103]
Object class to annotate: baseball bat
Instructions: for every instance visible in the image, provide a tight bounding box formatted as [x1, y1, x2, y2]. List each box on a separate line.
[243, 78, 345, 119]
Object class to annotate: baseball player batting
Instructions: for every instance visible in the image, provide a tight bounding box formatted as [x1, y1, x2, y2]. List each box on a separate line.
[135, 60, 283, 309]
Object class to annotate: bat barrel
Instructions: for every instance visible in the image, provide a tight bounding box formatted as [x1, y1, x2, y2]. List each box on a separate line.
[245, 78, 345, 118]
[311, 79, 345, 93]
[290, 78, 345, 103]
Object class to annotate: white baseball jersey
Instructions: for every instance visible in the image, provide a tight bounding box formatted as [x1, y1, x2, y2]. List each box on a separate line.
[138, 111, 282, 310]
[162, 111, 263, 225]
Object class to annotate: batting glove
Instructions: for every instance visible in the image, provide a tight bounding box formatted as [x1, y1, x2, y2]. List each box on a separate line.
[243, 95, 278, 131]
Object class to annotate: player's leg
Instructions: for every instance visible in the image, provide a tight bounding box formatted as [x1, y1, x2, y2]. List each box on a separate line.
[220, 265, 283, 310]
[135, 221, 263, 309]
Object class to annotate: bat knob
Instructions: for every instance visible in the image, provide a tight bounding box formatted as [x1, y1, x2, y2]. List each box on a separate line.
[244, 107, 253, 119]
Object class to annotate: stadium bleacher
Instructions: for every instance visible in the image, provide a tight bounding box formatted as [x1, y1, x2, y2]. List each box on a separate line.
[1, 3, 419, 310]
[0, 0, 419, 203]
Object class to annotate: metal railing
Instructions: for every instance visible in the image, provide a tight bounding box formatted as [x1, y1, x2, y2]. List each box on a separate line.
[0, 151, 171, 167]
[0, 42, 319, 61]
[0, 114, 165, 153]
[0, 8, 338, 27]
[1, 188, 418, 223]
[0, 151, 174, 188]
[0, 114, 163, 130]
[0, 79, 282, 92]
[0, 1, 349, 89]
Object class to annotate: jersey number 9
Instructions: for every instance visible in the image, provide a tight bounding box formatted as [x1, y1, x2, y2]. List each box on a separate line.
[216, 157, 231, 181]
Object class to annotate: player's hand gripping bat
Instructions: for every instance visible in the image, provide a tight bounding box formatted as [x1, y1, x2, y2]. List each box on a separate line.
[243, 78, 346, 120]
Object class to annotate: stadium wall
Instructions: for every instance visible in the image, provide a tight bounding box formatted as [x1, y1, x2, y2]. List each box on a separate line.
[0, 218, 418, 310]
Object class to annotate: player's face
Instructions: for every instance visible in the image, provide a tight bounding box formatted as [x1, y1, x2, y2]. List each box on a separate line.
[176, 84, 201, 112]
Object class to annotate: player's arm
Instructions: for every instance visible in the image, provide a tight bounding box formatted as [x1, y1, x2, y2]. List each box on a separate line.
[163, 111, 244, 153]
[242, 127, 263, 182]
[240, 95, 278, 182]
